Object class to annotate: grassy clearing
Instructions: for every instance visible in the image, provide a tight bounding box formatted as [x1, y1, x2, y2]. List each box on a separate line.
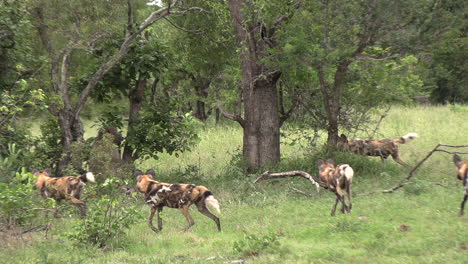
[1, 105, 467, 263]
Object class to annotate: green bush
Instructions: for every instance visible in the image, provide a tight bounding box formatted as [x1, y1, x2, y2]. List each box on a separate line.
[233, 231, 282, 257]
[0, 169, 48, 227]
[63, 177, 141, 248]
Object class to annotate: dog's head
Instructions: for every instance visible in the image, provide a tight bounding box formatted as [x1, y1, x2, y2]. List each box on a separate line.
[337, 134, 351, 149]
[453, 155, 467, 181]
[134, 169, 157, 193]
[316, 158, 336, 179]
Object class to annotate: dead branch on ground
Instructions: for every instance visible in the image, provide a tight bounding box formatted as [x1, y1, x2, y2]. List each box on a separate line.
[382, 144, 468, 193]
[253, 170, 327, 192]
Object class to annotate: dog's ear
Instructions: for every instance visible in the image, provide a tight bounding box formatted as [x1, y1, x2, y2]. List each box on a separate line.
[134, 169, 143, 179]
[32, 169, 40, 175]
[326, 158, 335, 166]
[453, 155, 462, 168]
[43, 168, 52, 176]
[316, 159, 325, 167]
[145, 169, 156, 179]
[136, 175, 143, 183]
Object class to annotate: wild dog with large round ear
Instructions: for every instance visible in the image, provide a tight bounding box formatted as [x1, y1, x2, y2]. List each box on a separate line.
[134, 170, 221, 233]
[453, 154, 468, 216]
[316, 159, 354, 216]
[145, 169, 156, 179]
[134, 169, 144, 181]
[338, 132, 418, 166]
[33, 168, 94, 218]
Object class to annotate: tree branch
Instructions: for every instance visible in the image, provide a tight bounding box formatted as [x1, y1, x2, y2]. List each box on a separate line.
[216, 87, 245, 127]
[253, 170, 326, 190]
[72, 0, 206, 121]
[163, 17, 203, 34]
[382, 144, 468, 193]
[268, 0, 302, 36]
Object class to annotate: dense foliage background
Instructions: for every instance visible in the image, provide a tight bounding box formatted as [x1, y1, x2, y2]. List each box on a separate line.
[0, 1, 466, 263]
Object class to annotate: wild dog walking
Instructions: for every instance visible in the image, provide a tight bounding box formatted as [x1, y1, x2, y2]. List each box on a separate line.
[453, 155, 468, 216]
[316, 159, 354, 216]
[135, 169, 221, 233]
[338, 132, 418, 166]
[33, 168, 95, 217]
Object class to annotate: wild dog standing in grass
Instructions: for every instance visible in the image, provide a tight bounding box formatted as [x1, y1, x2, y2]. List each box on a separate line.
[33, 168, 95, 217]
[135, 169, 221, 233]
[316, 159, 354, 216]
[453, 155, 468, 216]
[338, 132, 418, 166]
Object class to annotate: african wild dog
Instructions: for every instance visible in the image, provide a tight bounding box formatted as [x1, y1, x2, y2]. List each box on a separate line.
[338, 132, 418, 166]
[33, 168, 95, 217]
[135, 169, 221, 233]
[316, 159, 354, 216]
[453, 155, 468, 216]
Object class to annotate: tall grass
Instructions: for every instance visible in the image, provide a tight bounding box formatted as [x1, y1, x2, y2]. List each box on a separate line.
[1, 105, 467, 264]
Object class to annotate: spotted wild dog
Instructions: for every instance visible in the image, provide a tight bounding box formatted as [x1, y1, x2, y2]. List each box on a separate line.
[135, 169, 221, 233]
[338, 132, 418, 166]
[453, 155, 468, 216]
[33, 168, 95, 217]
[316, 159, 354, 216]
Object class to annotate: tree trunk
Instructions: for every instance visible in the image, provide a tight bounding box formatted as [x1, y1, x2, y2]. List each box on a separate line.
[193, 78, 210, 121]
[123, 77, 146, 162]
[242, 75, 281, 169]
[227, 0, 287, 171]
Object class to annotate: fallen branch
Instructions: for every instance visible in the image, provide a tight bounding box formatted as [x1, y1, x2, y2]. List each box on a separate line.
[383, 144, 468, 193]
[253, 170, 327, 192]
[288, 184, 315, 197]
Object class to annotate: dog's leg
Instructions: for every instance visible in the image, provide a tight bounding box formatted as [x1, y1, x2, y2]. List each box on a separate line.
[346, 180, 352, 213]
[53, 200, 61, 218]
[335, 186, 348, 214]
[460, 194, 467, 216]
[69, 197, 86, 218]
[180, 205, 195, 231]
[148, 206, 161, 233]
[331, 195, 340, 216]
[157, 207, 163, 230]
[391, 152, 409, 167]
[196, 199, 221, 232]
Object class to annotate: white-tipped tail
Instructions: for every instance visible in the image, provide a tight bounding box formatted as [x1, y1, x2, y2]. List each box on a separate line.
[338, 164, 354, 182]
[401, 132, 418, 143]
[205, 195, 221, 214]
[86, 172, 96, 183]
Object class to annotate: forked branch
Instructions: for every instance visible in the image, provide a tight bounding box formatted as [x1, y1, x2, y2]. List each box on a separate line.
[253, 170, 327, 191]
[382, 144, 468, 193]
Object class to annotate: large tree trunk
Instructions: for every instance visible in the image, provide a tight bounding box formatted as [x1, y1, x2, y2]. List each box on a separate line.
[242, 75, 281, 169]
[55, 108, 84, 176]
[227, 0, 289, 170]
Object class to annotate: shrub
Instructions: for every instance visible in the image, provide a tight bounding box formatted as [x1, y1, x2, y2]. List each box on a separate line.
[0, 169, 48, 227]
[63, 177, 141, 248]
[233, 231, 282, 257]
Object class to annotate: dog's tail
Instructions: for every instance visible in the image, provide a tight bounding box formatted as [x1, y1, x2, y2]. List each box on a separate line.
[338, 164, 354, 183]
[78, 171, 96, 183]
[204, 192, 221, 214]
[395, 132, 418, 144]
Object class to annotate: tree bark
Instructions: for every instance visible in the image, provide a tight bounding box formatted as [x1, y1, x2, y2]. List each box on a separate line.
[193, 78, 210, 122]
[227, 0, 295, 170]
[123, 77, 146, 162]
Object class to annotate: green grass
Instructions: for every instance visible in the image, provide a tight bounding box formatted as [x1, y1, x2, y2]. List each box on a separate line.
[1, 105, 468, 263]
